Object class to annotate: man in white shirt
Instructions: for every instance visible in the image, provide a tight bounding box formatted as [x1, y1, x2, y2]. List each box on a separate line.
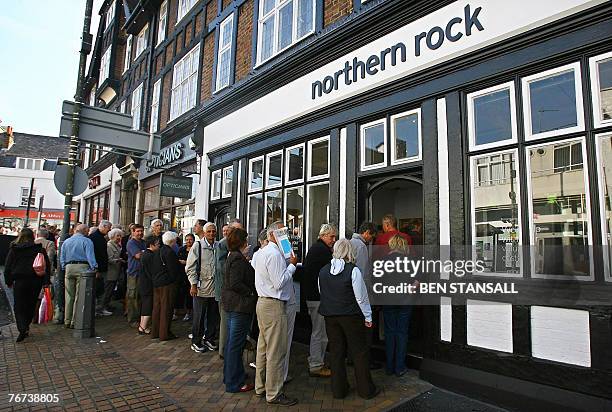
[251, 221, 299, 407]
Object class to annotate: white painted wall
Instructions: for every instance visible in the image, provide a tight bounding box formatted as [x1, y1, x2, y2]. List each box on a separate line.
[440, 296, 452, 342]
[0, 167, 65, 210]
[531, 306, 591, 367]
[466, 299, 513, 353]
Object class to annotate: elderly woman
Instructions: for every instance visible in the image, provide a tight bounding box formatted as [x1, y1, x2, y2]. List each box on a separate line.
[318, 239, 378, 400]
[100, 228, 125, 314]
[149, 231, 181, 341]
[382, 235, 417, 377]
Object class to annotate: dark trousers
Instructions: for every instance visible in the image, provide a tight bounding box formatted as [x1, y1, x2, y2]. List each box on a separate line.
[325, 315, 376, 399]
[55, 269, 65, 319]
[223, 311, 251, 392]
[14, 278, 43, 334]
[192, 296, 218, 344]
[383, 306, 412, 375]
[151, 284, 176, 340]
[102, 280, 117, 309]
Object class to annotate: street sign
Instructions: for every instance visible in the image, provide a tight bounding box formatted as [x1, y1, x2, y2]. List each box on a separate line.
[59, 100, 161, 155]
[160, 174, 193, 198]
[54, 165, 89, 196]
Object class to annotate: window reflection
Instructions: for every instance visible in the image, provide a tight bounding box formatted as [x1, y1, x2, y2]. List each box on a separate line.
[265, 190, 283, 227]
[363, 122, 385, 167]
[528, 70, 578, 135]
[285, 187, 304, 261]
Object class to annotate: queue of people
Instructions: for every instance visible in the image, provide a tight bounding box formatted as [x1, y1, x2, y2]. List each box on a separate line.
[2, 212, 421, 407]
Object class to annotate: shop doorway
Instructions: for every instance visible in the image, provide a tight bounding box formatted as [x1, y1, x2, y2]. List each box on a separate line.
[360, 174, 426, 361]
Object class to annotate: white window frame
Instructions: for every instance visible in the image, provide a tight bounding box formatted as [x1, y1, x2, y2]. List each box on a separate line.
[20, 187, 36, 207]
[266, 149, 283, 189]
[256, 0, 316, 66]
[467, 82, 518, 151]
[177, 0, 198, 24]
[522, 62, 585, 141]
[525, 136, 594, 281]
[283, 185, 304, 228]
[307, 136, 330, 181]
[390, 108, 423, 165]
[285, 142, 305, 185]
[210, 169, 222, 200]
[305, 181, 329, 250]
[157, 0, 168, 46]
[100, 46, 111, 82]
[150, 79, 161, 133]
[105, 1, 115, 30]
[215, 13, 235, 92]
[360, 118, 387, 171]
[16, 157, 42, 170]
[248, 155, 265, 192]
[123, 35, 133, 73]
[595, 132, 612, 282]
[135, 24, 149, 58]
[470, 149, 522, 278]
[589, 51, 612, 129]
[265, 189, 283, 226]
[131, 83, 143, 130]
[170, 44, 200, 121]
[222, 166, 233, 198]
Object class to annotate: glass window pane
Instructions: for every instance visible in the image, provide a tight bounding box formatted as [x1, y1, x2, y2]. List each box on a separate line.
[221, 18, 233, 48]
[223, 168, 233, 197]
[212, 171, 222, 198]
[265, 190, 283, 227]
[472, 152, 521, 274]
[287, 145, 304, 182]
[247, 193, 264, 248]
[310, 139, 328, 177]
[262, 0, 275, 15]
[267, 153, 282, 187]
[261, 16, 275, 61]
[250, 158, 264, 190]
[285, 187, 304, 261]
[278, 2, 293, 51]
[473, 88, 512, 145]
[529, 70, 577, 135]
[394, 113, 419, 160]
[297, 0, 313, 39]
[363, 123, 385, 167]
[597, 59, 612, 122]
[144, 186, 160, 210]
[599, 135, 612, 279]
[529, 141, 590, 277]
[307, 183, 329, 250]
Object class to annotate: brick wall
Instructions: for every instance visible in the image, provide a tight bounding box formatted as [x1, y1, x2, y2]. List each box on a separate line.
[165, 40, 175, 64]
[185, 21, 193, 45]
[222, 0, 233, 12]
[324, 0, 352, 28]
[200, 34, 215, 102]
[159, 71, 173, 130]
[176, 30, 185, 55]
[195, 10, 204, 34]
[206, 1, 218, 26]
[235, 0, 253, 82]
[167, 0, 178, 33]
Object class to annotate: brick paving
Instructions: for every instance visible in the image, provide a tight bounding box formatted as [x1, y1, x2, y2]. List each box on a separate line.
[0, 311, 431, 411]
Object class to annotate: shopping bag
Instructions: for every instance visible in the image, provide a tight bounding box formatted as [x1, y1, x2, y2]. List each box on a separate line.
[44, 287, 53, 322]
[33, 252, 46, 276]
[38, 295, 47, 323]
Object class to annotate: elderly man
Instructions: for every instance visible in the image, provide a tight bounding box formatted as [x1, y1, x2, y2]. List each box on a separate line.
[186, 220, 219, 353]
[126, 224, 146, 326]
[301, 223, 337, 378]
[60, 224, 97, 329]
[350, 222, 377, 277]
[150, 218, 164, 241]
[215, 218, 243, 358]
[89, 220, 112, 316]
[252, 221, 299, 406]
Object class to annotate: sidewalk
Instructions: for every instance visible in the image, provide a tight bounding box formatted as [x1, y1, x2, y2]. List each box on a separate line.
[0, 311, 432, 411]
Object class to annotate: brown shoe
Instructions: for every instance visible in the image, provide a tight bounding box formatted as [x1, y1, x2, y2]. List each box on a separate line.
[309, 367, 332, 377]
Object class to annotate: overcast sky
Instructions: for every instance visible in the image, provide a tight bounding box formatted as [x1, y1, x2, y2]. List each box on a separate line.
[0, 0, 103, 136]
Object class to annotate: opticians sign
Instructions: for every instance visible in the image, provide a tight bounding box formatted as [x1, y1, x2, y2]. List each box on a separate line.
[139, 134, 197, 179]
[204, 0, 605, 154]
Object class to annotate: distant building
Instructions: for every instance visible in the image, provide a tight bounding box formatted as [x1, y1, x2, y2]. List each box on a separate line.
[0, 130, 71, 233]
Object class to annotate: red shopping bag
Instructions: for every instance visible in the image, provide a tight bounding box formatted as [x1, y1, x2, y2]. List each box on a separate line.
[44, 287, 53, 322]
[38, 287, 53, 324]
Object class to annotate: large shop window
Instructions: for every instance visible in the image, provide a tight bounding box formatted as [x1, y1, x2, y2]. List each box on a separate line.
[257, 0, 315, 64]
[307, 182, 329, 250]
[247, 193, 264, 247]
[265, 190, 283, 226]
[285, 186, 304, 257]
[468, 82, 517, 150]
[526, 137, 592, 279]
[285, 143, 304, 184]
[307, 136, 329, 180]
[216, 14, 234, 92]
[391, 109, 422, 164]
[590, 51, 612, 128]
[170, 44, 200, 121]
[266, 150, 283, 188]
[470, 150, 522, 276]
[86, 189, 110, 227]
[522, 62, 584, 140]
[596, 133, 612, 281]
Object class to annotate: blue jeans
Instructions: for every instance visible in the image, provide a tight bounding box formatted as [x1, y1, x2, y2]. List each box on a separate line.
[383, 306, 412, 375]
[224, 311, 252, 392]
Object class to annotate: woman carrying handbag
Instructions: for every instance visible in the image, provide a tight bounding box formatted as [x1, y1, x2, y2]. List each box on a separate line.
[3, 228, 51, 342]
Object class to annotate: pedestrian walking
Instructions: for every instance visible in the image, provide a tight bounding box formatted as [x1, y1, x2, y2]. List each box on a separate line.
[186, 221, 219, 353]
[60, 224, 97, 329]
[301, 223, 337, 378]
[222, 228, 257, 393]
[149, 232, 181, 341]
[126, 224, 146, 326]
[138, 235, 159, 335]
[101, 228, 124, 314]
[318, 239, 379, 400]
[252, 221, 299, 406]
[3, 228, 51, 342]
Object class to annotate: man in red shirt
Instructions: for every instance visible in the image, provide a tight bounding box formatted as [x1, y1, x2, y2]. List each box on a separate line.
[375, 214, 413, 248]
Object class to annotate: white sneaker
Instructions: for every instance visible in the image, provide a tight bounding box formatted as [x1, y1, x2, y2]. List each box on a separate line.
[101, 309, 113, 316]
[188, 333, 193, 339]
[249, 362, 256, 369]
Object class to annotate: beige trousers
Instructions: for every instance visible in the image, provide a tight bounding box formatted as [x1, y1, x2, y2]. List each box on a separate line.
[255, 297, 288, 401]
[64, 263, 89, 326]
